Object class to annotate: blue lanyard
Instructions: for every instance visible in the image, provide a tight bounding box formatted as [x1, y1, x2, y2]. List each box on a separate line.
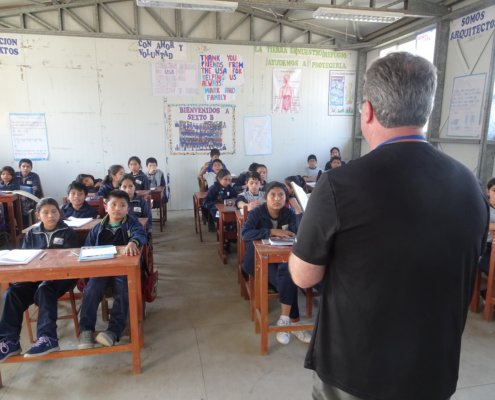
[377, 134, 427, 149]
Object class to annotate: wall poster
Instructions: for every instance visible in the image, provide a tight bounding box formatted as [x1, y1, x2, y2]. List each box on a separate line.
[272, 69, 301, 113]
[328, 70, 356, 116]
[9, 113, 49, 160]
[244, 116, 272, 156]
[152, 62, 199, 97]
[166, 104, 236, 155]
[200, 54, 244, 102]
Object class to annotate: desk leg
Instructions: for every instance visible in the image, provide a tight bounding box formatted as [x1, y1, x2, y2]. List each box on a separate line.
[260, 255, 269, 355]
[127, 266, 142, 374]
[254, 253, 261, 334]
[193, 196, 199, 234]
[218, 213, 226, 264]
[7, 202, 17, 248]
[159, 199, 164, 232]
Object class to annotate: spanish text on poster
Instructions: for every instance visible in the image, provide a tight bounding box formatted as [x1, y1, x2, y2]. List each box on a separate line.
[137, 40, 186, 61]
[9, 113, 49, 160]
[166, 104, 236, 155]
[447, 73, 486, 138]
[273, 69, 301, 113]
[152, 62, 199, 97]
[244, 116, 272, 156]
[200, 54, 244, 102]
[329, 71, 356, 116]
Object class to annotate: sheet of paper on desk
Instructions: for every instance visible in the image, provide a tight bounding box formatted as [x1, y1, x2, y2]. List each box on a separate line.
[0, 249, 43, 265]
[65, 217, 93, 227]
[79, 245, 117, 261]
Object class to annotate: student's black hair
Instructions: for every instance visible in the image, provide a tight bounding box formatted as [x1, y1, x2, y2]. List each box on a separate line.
[248, 163, 259, 172]
[330, 147, 341, 155]
[1, 166, 15, 179]
[106, 189, 130, 204]
[210, 148, 221, 157]
[487, 177, 495, 190]
[330, 156, 342, 163]
[128, 156, 142, 167]
[245, 171, 261, 182]
[264, 181, 289, 201]
[146, 157, 158, 165]
[67, 181, 88, 196]
[211, 158, 223, 167]
[102, 165, 124, 185]
[36, 197, 61, 215]
[216, 169, 231, 183]
[18, 158, 33, 168]
[119, 173, 136, 186]
[285, 175, 305, 189]
[307, 154, 317, 162]
[256, 164, 267, 171]
[75, 173, 95, 184]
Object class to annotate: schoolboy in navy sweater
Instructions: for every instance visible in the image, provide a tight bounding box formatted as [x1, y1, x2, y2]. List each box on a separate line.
[0, 198, 77, 361]
[128, 156, 150, 191]
[61, 181, 98, 219]
[78, 190, 147, 349]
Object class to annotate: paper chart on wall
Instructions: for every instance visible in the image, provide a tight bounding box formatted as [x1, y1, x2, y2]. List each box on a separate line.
[200, 54, 244, 103]
[9, 113, 49, 160]
[151, 62, 199, 97]
[447, 73, 486, 138]
[272, 69, 301, 114]
[244, 116, 272, 156]
[328, 70, 356, 116]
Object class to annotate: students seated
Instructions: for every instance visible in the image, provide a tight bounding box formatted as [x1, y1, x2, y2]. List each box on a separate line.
[256, 164, 268, 190]
[328, 156, 342, 169]
[76, 174, 100, 195]
[324, 147, 345, 170]
[145, 157, 165, 189]
[119, 174, 152, 233]
[78, 190, 147, 349]
[200, 158, 224, 190]
[16, 158, 43, 197]
[61, 181, 98, 219]
[0, 166, 20, 191]
[198, 148, 227, 178]
[203, 169, 236, 232]
[97, 165, 125, 198]
[128, 156, 150, 191]
[0, 198, 77, 361]
[241, 182, 311, 345]
[233, 162, 259, 194]
[236, 171, 265, 211]
[303, 154, 322, 182]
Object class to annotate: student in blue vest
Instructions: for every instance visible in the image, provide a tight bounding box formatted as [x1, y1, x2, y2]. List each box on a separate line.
[145, 157, 168, 205]
[128, 156, 150, 191]
[0, 166, 20, 191]
[96, 165, 125, 198]
[78, 190, 147, 349]
[16, 158, 43, 197]
[203, 169, 236, 232]
[0, 198, 77, 361]
[61, 181, 98, 219]
[119, 174, 152, 233]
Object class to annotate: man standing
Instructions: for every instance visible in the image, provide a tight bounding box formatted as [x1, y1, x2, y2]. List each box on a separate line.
[289, 52, 488, 400]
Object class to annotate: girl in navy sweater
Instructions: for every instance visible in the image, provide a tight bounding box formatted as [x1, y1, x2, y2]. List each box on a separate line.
[203, 169, 236, 232]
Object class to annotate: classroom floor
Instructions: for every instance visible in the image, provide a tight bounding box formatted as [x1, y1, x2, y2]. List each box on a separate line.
[0, 210, 494, 400]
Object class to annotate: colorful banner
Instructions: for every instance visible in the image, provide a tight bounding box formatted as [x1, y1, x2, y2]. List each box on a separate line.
[272, 69, 301, 114]
[328, 70, 356, 116]
[166, 104, 236, 155]
[200, 54, 244, 102]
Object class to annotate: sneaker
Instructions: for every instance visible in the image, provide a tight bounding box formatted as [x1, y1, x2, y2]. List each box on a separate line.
[0, 339, 21, 363]
[291, 329, 312, 344]
[276, 317, 291, 345]
[24, 336, 59, 358]
[78, 330, 95, 350]
[96, 330, 117, 347]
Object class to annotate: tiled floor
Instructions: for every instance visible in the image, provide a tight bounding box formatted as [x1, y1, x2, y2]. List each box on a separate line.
[0, 210, 494, 399]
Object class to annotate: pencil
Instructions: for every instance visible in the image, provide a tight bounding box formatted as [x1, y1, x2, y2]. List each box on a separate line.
[39, 252, 47, 260]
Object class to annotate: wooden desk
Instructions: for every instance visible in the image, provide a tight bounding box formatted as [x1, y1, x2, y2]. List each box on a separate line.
[235, 209, 249, 300]
[0, 193, 23, 248]
[216, 204, 237, 264]
[193, 192, 207, 242]
[150, 186, 166, 232]
[253, 241, 313, 355]
[0, 247, 143, 383]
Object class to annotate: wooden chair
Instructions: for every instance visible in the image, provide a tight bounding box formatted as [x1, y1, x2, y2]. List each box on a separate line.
[198, 176, 207, 192]
[470, 240, 495, 320]
[24, 287, 80, 343]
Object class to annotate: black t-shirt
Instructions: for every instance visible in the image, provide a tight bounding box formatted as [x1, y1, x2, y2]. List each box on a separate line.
[292, 142, 488, 400]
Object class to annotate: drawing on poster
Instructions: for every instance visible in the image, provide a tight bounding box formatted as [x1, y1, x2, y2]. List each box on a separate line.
[273, 69, 301, 113]
[328, 71, 356, 116]
[166, 104, 235, 155]
[244, 116, 272, 156]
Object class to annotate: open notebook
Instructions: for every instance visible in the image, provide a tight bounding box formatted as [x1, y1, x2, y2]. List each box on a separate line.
[0, 249, 43, 265]
[290, 182, 309, 212]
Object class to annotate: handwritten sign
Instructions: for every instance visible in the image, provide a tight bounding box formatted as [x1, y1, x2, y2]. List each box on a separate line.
[200, 54, 244, 102]
[9, 113, 49, 160]
[137, 40, 186, 61]
[449, 5, 495, 41]
[152, 62, 199, 97]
